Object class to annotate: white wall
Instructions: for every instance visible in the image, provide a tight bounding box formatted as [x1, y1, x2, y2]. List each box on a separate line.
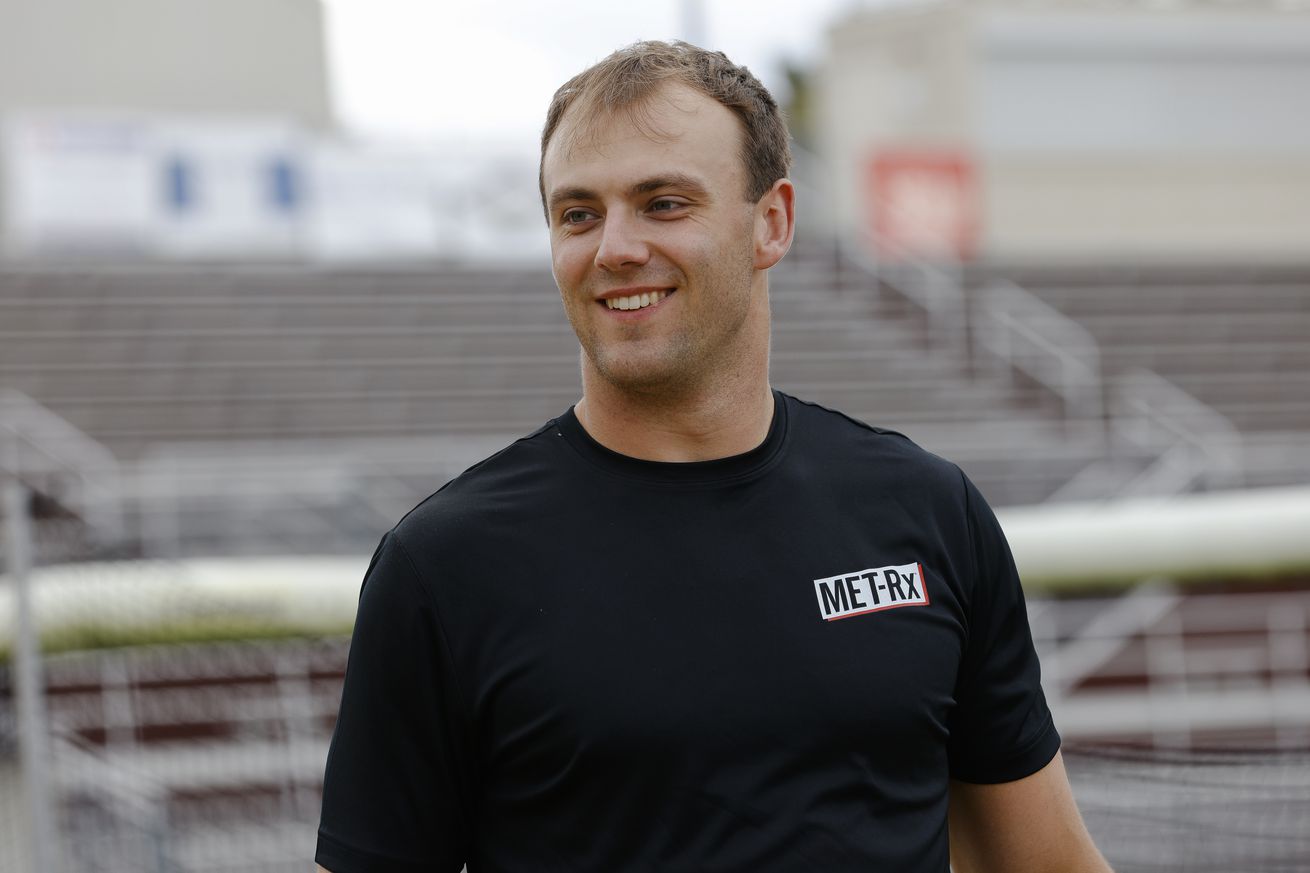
[0, 0, 332, 128]
[983, 154, 1310, 263]
[817, 1, 1310, 263]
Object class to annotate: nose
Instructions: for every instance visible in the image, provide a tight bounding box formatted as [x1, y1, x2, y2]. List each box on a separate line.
[594, 211, 650, 272]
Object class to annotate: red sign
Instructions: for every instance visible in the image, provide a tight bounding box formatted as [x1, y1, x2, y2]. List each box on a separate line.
[867, 151, 979, 261]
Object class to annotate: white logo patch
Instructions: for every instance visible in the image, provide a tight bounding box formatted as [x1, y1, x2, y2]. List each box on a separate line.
[813, 562, 929, 621]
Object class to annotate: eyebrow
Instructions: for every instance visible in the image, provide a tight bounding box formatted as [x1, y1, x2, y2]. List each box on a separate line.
[547, 173, 711, 214]
[631, 173, 709, 198]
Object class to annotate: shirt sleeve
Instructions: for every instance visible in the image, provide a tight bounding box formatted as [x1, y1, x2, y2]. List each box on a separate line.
[946, 471, 1061, 784]
[316, 532, 474, 873]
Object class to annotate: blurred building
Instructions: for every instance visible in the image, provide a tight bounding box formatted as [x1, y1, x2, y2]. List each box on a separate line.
[0, 0, 332, 125]
[816, 0, 1310, 263]
[0, 0, 330, 259]
[0, 0, 552, 263]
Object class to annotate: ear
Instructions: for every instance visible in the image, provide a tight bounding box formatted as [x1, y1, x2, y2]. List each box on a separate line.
[752, 178, 795, 271]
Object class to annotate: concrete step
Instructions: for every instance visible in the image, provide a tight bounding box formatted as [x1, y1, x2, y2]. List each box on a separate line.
[1073, 312, 1310, 345]
[1030, 284, 1310, 317]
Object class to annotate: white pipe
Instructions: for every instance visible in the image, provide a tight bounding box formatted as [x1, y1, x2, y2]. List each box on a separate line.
[999, 485, 1310, 589]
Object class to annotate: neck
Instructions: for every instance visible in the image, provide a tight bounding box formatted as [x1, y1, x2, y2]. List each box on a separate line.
[574, 295, 774, 463]
[575, 377, 775, 463]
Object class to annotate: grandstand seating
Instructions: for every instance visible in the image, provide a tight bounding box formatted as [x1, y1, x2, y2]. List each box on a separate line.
[981, 265, 1310, 436]
[3, 252, 1307, 536]
[0, 252, 1109, 519]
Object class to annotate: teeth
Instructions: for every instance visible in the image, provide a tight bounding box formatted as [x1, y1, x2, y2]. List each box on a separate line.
[605, 290, 669, 311]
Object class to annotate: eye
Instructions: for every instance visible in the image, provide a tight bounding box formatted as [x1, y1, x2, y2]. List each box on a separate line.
[648, 198, 681, 214]
[561, 208, 597, 226]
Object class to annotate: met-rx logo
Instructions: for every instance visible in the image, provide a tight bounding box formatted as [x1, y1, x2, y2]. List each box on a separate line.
[813, 562, 929, 621]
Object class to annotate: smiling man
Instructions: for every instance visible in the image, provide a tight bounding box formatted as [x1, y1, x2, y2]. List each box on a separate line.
[316, 41, 1111, 873]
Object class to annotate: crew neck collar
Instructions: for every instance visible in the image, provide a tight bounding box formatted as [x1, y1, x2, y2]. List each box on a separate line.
[554, 390, 790, 486]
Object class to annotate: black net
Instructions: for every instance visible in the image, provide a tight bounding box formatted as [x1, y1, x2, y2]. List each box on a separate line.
[1065, 742, 1310, 873]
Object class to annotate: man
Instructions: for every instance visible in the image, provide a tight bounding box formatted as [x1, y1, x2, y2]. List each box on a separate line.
[317, 41, 1111, 872]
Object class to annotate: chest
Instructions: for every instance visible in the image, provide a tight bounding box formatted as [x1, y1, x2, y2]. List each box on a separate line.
[450, 490, 971, 781]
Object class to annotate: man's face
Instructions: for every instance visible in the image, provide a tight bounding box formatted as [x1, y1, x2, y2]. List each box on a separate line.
[541, 83, 763, 395]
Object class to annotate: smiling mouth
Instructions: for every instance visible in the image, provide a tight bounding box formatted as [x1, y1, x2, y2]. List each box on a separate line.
[602, 289, 674, 311]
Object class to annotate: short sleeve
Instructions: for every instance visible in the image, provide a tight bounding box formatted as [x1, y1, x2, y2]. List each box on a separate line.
[946, 472, 1061, 784]
[316, 532, 473, 873]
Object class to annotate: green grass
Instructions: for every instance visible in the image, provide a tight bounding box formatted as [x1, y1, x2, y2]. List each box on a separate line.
[0, 617, 354, 664]
[1021, 560, 1310, 594]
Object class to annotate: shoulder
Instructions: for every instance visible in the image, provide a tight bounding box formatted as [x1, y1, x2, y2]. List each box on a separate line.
[780, 392, 966, 495]
[388, 416, 567, 560]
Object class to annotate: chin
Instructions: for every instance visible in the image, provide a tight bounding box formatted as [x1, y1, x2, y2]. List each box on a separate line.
[596, 365, 679, 394]
[587, 351, 689, 395]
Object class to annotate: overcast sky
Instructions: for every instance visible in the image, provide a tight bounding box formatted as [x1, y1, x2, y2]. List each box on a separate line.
[321, 0, 890, 148]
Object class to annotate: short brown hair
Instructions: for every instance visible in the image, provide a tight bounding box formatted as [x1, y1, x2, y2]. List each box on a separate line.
[539, 40, 792, 216]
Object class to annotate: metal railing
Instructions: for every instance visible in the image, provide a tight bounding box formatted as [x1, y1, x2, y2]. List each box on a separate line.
[1111, 367, 1246, 497]
[825, 233, 1257, 503]
[850, 232, 968, 355]
[0, 390, 123, 542]
[1033, 585, 1310, 744]
[972, 280, 1105, 426]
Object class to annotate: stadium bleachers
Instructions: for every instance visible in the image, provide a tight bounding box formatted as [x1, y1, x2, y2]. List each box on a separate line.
[1, 251, 1116, 519]
[3, 250, 1308, 543]
[983, 265, 1310, 436]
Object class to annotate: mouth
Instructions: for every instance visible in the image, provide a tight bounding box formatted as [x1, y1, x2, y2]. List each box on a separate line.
[600, 289, 676, 312]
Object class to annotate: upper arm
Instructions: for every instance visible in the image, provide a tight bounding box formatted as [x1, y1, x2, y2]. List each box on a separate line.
[947, 472, 1061, 783]
[315, 533, 472, 873]
[948, 750, 1111, 873]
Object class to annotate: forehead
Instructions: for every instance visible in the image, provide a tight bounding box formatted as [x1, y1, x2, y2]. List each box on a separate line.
[542, 83, 745, 196]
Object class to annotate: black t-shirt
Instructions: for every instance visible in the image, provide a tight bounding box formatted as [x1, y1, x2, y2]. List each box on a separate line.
[316, 392, 1059, 873]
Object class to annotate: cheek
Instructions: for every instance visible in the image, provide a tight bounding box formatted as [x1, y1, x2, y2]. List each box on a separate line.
[683, 227, 749, 288]
[552, 239, 593, 293]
